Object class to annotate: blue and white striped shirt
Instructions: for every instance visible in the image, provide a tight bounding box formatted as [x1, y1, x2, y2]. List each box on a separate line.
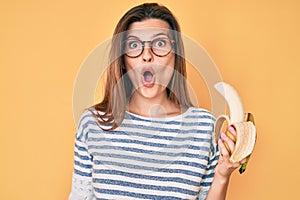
[69, 107, 219, 200]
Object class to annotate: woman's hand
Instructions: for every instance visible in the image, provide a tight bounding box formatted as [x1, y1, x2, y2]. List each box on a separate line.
[206, 126, 248, 199]
[206, 125, 248, 199]
[215, 126, 247, 179]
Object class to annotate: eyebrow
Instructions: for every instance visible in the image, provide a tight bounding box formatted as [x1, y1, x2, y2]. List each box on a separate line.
[126, 32, 170, 40]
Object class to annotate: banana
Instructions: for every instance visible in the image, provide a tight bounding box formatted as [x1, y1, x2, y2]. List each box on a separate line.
[214, 82, 245, 124]
[214, 82, 257, 174]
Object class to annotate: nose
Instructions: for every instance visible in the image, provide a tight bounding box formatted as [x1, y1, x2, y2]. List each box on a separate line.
[142, 43, 153, 62]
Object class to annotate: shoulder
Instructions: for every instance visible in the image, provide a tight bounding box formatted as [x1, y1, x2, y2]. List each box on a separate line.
[185, 107, 216, 122]
[75, 108, 102, 140]
[183, 107, 216, 133]
[187, 107, 218, 148]
[77, 109, 97, 128]
[77, 107, 113, 132]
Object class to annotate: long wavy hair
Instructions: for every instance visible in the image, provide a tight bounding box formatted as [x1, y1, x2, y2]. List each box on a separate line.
[90, 3, 194, 130]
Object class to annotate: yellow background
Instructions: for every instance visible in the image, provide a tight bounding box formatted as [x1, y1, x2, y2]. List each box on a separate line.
[1, 0, 300, 199]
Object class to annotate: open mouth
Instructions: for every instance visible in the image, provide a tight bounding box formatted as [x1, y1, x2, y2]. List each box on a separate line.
[143, 71, 154, 82]
[141, 68, 155, 87]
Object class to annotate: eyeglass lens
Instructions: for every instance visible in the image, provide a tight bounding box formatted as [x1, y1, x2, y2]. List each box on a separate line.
[124, 38, 173, 58]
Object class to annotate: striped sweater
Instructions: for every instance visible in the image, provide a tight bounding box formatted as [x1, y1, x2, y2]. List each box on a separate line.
[69, 107, 219, 200]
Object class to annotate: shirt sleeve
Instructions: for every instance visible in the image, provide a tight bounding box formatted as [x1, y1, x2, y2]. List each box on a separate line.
[69, 110, 95, 200]
[198, 119, 220, 200]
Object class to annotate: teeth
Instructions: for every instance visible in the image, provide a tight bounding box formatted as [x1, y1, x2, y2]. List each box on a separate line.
[214, 82, 257, 174]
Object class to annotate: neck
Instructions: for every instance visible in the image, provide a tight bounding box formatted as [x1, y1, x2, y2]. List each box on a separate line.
[128, 91, 181, 118]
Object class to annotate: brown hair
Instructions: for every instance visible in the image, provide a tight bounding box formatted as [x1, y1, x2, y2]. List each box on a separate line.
[90, 3, 193, 130]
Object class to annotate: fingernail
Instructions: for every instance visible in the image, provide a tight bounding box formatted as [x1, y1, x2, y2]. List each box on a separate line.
[218, 138, 222, 143]
[221, 132, 226, 137]
[229, 126, 235, 131]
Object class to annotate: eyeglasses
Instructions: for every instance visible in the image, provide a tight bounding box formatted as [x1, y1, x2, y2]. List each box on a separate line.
[123, 37, 175, 58]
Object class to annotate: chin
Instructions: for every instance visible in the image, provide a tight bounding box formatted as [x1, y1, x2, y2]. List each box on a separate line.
[138, 85, 165, 99]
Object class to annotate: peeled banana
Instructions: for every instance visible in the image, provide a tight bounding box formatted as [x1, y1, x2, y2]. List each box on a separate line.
[214, 82, 257, 174]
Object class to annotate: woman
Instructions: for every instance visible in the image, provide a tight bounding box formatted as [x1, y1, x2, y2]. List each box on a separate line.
[69, 3, 245, 200]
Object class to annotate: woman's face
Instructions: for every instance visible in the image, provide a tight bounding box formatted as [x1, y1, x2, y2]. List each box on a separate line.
[124, 18, 175, 100]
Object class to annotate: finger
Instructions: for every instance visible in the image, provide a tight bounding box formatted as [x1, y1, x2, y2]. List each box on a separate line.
[240, 158, 247, 165]
[228, 126, 237, 140]
[221, 132, 235, 153]
[218, 138, 230, 158]
[232, 161, 241, 168]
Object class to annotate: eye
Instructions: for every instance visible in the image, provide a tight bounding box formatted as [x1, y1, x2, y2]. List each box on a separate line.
[153, 38, 168, 48]
[127, 40, 141, 49]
